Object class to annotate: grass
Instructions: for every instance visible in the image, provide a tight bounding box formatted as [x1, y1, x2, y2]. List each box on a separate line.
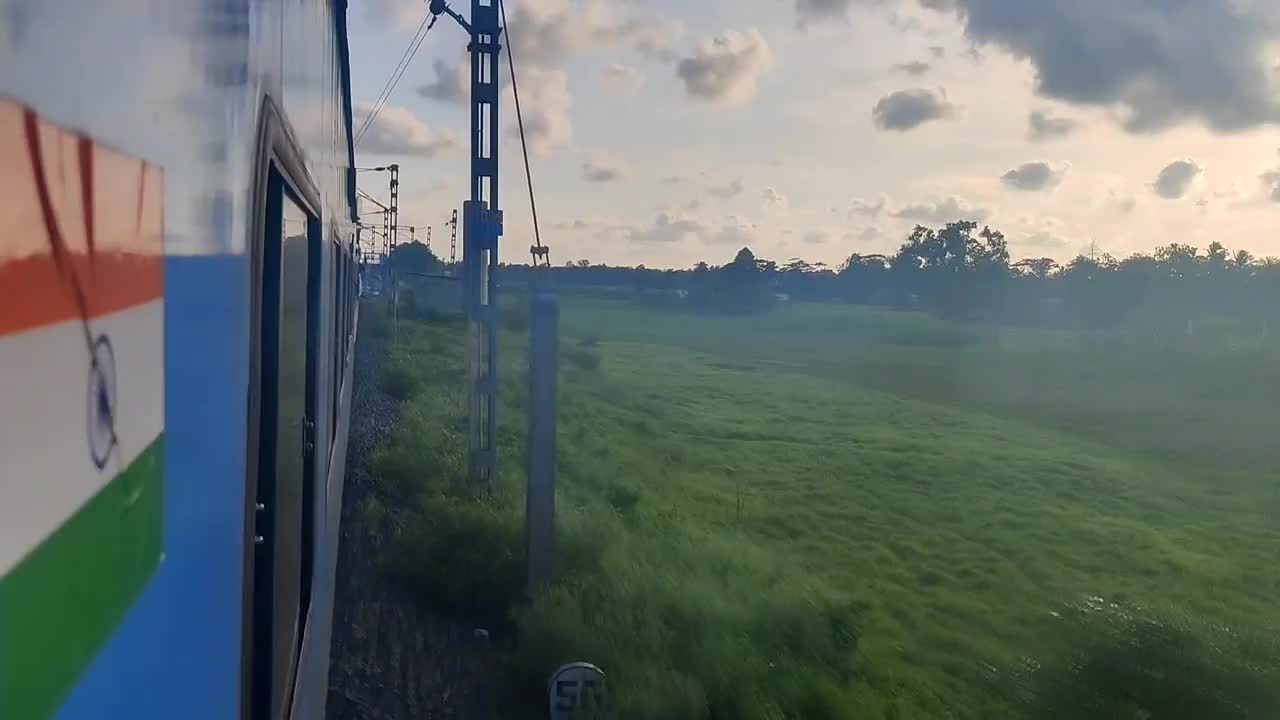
[366, 297, 1280, 719]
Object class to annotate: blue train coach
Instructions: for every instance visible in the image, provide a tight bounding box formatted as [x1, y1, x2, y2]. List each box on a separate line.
[1, 1, 362, 718]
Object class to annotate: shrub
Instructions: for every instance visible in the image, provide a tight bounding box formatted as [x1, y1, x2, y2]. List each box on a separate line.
[380, 357, 420, 400]
[565, 348, 601, 371]
[1001, 600, 1280, 719]
[385, 493, 526, 628]
[605, 483, 642, 514]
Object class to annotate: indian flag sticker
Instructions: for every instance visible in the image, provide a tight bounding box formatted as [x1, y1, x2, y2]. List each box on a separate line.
[0, 98, 165, 720]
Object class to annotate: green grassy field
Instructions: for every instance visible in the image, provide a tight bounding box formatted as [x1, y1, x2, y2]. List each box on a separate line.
[366, 296, 1280, 719]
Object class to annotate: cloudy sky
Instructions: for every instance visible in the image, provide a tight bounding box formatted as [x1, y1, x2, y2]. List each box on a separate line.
[349, 0, 1280, 268]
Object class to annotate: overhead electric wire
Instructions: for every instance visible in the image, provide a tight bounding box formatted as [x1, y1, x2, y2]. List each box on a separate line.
[357, 188, 388, 209]
[353, 12, 429, 142]
[498, 0, 547, 266]
[355, 12, 438, 147]
[354, 13, 433, 144]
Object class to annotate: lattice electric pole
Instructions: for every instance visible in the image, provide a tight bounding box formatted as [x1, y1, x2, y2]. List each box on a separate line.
[389, 164, 401, 319]
[432, 0, 503, 490]
[389, 165, 400, 252]
[449, 209, 458, 266]
[426, 226, 432, 251]
[382, 210, 389, 259]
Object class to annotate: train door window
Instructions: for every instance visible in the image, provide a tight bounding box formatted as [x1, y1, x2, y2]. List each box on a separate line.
[253, 171, 318, 720]
[331, 240, 341, 450]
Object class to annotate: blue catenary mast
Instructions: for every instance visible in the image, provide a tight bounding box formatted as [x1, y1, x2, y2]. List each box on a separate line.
[431, 0, 503, 489]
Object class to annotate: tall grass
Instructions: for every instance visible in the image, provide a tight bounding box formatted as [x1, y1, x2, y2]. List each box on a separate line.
[369, 314, 870, 717]
[367, 298, 1280, 719]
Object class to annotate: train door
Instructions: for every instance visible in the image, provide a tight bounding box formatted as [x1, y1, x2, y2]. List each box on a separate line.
[251, 169, 319, 720]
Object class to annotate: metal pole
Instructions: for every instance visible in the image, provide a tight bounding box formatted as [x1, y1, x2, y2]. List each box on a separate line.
[450, 208, 458, 267]
[459, 0, 502, 490]
[390, 165, 400, 338]
[526, 291, 559, 592]
[429, 0, 503, 490]
[389, 165, 400, 254]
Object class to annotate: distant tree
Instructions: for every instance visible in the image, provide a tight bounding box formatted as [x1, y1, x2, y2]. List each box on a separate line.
[1206, 241, 1229, 270]
[889, 221, 1011, 317]
[837, 253, 891, 305]
[501, 225, 1272, 336]
[1155, 243, 1200, 278]
[839, 253, 889, 274]
[1012, 258, 1059, 279]
[783, 258, 814, 274]
[973, 227, 1010, 270]
[693, 247, 776, 313]
[389, 241, 440, 275]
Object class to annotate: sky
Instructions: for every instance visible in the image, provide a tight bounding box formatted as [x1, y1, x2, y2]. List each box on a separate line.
[347, 0, 1280, 269]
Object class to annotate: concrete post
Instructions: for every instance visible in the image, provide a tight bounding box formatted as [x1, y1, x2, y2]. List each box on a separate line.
[526, 290, 559, 592]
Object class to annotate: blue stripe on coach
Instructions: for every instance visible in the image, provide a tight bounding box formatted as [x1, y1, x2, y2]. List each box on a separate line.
[55, 255, 249, 720]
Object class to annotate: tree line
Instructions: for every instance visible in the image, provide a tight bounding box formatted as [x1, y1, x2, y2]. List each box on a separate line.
[417, 220, 1280, 334]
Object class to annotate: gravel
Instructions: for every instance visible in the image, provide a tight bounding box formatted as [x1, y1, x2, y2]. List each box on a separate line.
[326, 316, 497, 720]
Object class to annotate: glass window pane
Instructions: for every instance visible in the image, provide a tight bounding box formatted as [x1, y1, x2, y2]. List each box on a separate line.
[271, 193, 310, 719]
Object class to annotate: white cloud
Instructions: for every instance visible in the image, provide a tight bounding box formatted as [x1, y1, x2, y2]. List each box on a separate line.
[1263, 150, 1280, 203]
[1264, 171, 1280, 203]
[892, 60, 932, 77]
[354, 103, 460, 157]
[762, 187, 788, 208]
[628, 213, 706, 243]
[849, 195, 888, 217]
[613, 15, 685, 62]
[506, 68, 573, 156]
[417, 60, 468, 105]
[505, 0, 684, 66]
[416, 54, 573, 157]
[1001, 162, 1066, 192]
[795, 0, 856, 28]
[1027, 110, 1077, 142]
[1152, 160, 1202, 199]
[555, 215, 632, 241]
[582, 156, 624, 182]
[929, 0, 1280, 133]
[709, 216, 760, 245]
[845, 225, 886, 247]
[1023, 231, 1068, 251]
[891, 196, 990, 223]
[872, 88, 957, 131]
[601, 63, 645, 94]
[676, 29, 774, 103]
[363, 0, 422, 32]
[1107, 189, 1138, 214]
[709, 177, 746, 199]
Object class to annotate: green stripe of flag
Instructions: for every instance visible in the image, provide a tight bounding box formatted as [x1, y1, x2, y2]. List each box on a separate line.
[0, 436, 164, 720]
